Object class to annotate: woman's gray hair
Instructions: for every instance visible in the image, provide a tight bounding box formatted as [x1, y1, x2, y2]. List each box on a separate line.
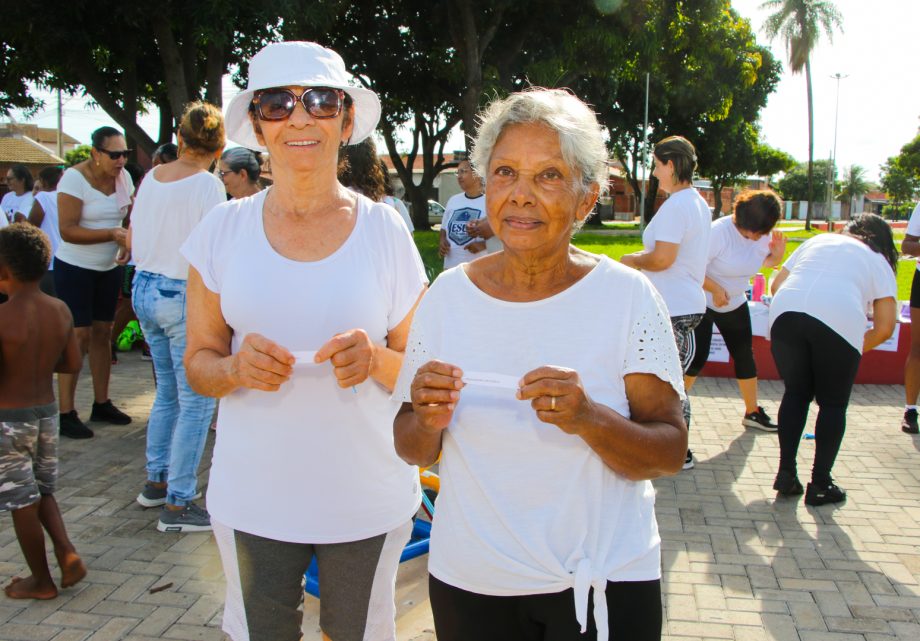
[470, 88, 609, 197]
[221, 147, 262, 182]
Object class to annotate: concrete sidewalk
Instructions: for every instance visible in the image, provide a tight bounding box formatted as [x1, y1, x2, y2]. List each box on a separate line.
[1, 351, 919, 640]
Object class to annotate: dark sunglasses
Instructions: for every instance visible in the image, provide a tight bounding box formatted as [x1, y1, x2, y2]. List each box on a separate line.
[251, 87, 344, 121]
[95, 147, 132, 160]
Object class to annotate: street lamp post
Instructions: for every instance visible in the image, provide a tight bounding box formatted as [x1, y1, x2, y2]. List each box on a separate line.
[827, 72, 848, 220]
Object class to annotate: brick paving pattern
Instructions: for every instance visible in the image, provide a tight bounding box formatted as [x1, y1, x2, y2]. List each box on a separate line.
[1, 352, 918, 640]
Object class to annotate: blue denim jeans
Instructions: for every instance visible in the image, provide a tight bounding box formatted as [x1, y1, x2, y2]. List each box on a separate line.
[132, 271, 215, 506]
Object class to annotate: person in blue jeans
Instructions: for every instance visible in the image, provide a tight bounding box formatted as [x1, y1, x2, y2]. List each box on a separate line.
[126, 101, 226, 532]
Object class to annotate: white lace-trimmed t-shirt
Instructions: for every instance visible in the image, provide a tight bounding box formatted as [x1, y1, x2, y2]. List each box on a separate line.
[705, 215, 771, 312]
[181, 190, 427, 543]
[393, 256, 685, 640]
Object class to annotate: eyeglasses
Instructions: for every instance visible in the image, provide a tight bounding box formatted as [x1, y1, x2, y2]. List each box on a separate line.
[251, 87, 344, 121]
[217, 169, 237, 178]
[95, 147, 132, 160]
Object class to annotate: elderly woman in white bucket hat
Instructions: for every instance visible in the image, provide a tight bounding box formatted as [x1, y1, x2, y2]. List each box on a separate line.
[180, 41, 427, 641]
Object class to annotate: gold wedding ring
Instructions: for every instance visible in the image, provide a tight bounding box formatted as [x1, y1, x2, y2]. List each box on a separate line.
[550, 396, 556, 411]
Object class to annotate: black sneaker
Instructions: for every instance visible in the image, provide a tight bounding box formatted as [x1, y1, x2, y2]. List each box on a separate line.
[59, 411, 93, 439]
[902, 409, 919, 434]
[743, 406, 778, 432]
[90, 400, 132, 425]
[682, 449, 695, 470]
[773, 469, 804, 496]
[805, 481, 846, 506]
[157, 504, 212, 533]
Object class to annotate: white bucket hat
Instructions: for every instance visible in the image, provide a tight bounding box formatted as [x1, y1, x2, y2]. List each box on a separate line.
[224, 41, 381, 152]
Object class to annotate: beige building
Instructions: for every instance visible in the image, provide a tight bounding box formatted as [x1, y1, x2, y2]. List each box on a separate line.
[0, 123, 70, 196]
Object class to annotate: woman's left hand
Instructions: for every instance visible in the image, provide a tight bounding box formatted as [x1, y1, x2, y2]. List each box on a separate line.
[768, 230, 786, 257]
[316, 328, 377, 388]
[517, 366, 593, 434]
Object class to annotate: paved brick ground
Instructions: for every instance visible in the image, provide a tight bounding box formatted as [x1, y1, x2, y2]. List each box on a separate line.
[1, 351, 919, 640]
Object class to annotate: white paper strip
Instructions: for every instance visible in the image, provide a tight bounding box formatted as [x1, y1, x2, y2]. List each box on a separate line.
[463, 371, 519, 390]
[291, 350, 320, 365]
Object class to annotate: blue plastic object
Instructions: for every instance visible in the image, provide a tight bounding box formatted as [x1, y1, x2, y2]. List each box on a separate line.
[304, 519, 431, 598]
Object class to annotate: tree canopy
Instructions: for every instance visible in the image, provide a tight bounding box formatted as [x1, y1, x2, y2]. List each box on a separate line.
[753, 143, 796, 185]
[777, 159, 837, 203]
[2, 0, 781, 228]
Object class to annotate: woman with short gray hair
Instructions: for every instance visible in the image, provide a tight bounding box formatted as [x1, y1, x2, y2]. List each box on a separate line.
[394, 88, 686, 641]
[218, 147, 263, 199]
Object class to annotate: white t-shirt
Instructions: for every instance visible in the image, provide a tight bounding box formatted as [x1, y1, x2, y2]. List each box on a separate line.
[0, 211, 7, 228]
[2, 191, 32, 223]
[769, 233, 897, 352]
[641, 188, 711, 317]
[393, 257, 684, 638]
[181, 190, 427, 543]
[383, 195, 414, 232]
[131, 168, 225, 280]
[442, 192, 487, 270]
[33, 191, 62, 268]
[55, 167, 132, 271]
[705, 215, 771, 312]
[906, 202, 920, 271]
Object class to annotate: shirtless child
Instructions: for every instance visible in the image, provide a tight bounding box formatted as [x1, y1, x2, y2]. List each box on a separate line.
[0, 223, 85, 599]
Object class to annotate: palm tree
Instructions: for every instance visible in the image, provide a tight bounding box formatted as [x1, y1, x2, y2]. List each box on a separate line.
[761, 0, 843, 231]
[839, 164, 870, 218]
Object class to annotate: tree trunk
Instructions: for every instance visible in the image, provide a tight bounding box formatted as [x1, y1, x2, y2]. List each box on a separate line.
[152, 13, 191, 122]
[121, 58, 139, 164]
[449, 0, 483, 150]
[448, 0, 511, 149]
[643, 175, 660, 223]
[204, 40, 225, 107]
[70, 58, 157, 155]
[712, 179, 723, 218]
[157, 96, 174, 144]
[805, 58, 814, 231]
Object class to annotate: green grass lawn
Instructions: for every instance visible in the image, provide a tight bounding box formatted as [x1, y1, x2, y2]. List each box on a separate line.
[413, 229, 916, 301]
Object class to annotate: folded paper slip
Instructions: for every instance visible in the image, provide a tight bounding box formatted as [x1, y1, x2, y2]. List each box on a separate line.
[462, 371, 519, 390]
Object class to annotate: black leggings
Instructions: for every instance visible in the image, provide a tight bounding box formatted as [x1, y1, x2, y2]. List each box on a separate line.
[429, 575, 661, 641]
[686, 304, 757, 379]
[771, 312, 861, 485]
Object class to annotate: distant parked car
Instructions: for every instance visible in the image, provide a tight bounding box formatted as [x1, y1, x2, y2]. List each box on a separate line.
[408, 199, 446, 225]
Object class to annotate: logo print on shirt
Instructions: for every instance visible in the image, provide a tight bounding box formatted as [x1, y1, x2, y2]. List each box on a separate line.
[447, 207, 482, 246]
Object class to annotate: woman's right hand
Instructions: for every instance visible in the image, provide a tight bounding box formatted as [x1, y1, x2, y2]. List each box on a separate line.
[230, 333, 295, 392]
[111, 227, 128, 248]
[712, 285, 730, 308]
[410, 360, 464, 432]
